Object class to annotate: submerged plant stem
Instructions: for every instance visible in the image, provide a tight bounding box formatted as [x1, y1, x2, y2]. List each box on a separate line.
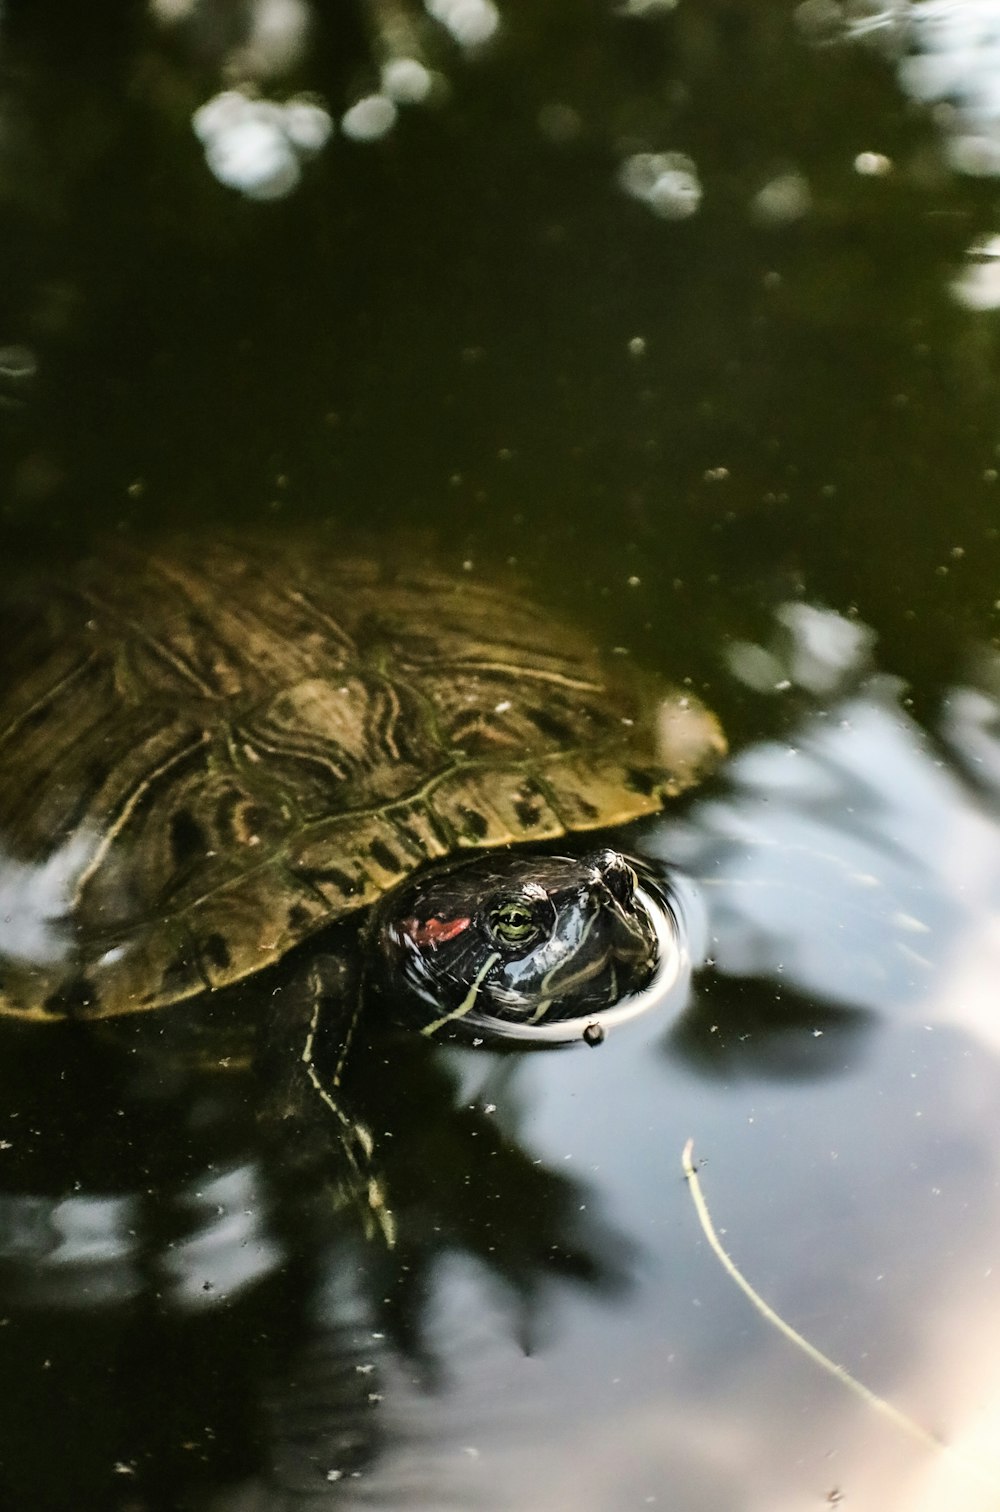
[681, 1138, 1000, 1497]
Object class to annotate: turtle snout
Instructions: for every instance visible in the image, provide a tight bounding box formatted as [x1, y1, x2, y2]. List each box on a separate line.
[589, 849, 637, 909]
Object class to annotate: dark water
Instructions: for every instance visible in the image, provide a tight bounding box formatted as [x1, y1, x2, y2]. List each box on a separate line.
[3, 2, 1000, 1508]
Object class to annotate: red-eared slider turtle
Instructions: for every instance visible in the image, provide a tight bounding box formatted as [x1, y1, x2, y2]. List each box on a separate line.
[0, 538, 725, 1050]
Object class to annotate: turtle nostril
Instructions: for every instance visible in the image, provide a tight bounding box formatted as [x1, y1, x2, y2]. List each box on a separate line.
[595, 850, 636, 908]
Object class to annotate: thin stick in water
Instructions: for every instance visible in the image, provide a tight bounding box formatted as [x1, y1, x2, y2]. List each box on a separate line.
[681, 1137, 1000, 1497]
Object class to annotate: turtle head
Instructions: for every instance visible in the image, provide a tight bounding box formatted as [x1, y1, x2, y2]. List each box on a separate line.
[366, 848, 679, 1044]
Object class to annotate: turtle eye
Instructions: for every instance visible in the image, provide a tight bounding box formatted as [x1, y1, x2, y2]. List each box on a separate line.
[488, 897, 542, 946]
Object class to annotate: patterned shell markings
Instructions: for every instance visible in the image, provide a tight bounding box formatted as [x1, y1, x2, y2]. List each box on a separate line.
[0, 540, 724, 1020]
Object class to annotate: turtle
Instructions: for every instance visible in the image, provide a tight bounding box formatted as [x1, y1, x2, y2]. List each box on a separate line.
[0, 536, 726, 1061]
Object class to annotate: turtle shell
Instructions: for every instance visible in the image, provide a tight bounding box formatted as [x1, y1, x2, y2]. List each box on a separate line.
[0, 538, 725, 1021]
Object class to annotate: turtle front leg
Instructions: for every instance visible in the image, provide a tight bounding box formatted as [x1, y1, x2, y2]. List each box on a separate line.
[258, 953, 395, 1246]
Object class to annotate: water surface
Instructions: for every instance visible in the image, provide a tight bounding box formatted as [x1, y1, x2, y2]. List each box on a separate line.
[2, 3, 1000, 1509]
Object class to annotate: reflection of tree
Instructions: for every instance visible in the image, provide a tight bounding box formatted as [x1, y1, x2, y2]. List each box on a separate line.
[670, 973, 873, 1082]
[344, 1027, 632, 1364]
[0, 984, 632, 1509]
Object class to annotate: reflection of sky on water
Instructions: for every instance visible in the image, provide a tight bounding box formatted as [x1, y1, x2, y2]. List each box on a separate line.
[160, 1162, 284, 1309]
[799, 0, 1000, 307]
[896, 2, 1000, 175]
[799, 0, 1000, 169]
[0, 1162, 282, 1311]
[0, 1191, 142, 1306]
[669, 684, 968, 1009]
[659, 672, 1000, 1066]
[0, 831, 93, 967]
[328, 609, 1000, 1509]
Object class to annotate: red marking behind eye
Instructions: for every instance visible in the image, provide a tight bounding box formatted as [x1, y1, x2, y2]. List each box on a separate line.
[403, 915, 472, 949]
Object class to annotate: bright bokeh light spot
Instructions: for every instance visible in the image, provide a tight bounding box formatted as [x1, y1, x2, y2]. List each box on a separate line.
[618, 151, 702, 219]
[341, 93, 398, 143]
[193, 90, 332, 199]
[752, 170, 811, 224]
[202, 112, 300, 198]
[854, 149, 893, 175]
[382, 57, 434, 104]
[426, 0, 501, 50]
[283, 97, 334, 152]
